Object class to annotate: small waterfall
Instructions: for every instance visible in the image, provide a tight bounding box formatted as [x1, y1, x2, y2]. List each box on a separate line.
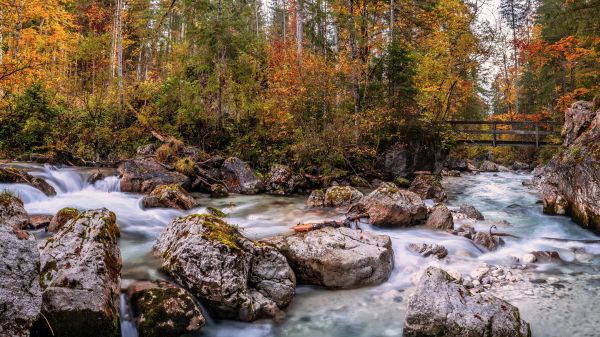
[119, 293, 139, 337]
[32, 164, 87, 194]
[91, 176, 121, 193]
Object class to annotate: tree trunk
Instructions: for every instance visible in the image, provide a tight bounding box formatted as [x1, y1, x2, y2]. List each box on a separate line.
[13, 0, 25, 62]
[296, 0, 304, 63]
[510, 0, 519, 114]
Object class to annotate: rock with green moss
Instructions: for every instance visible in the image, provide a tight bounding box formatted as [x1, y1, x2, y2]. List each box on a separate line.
[349, 175, 370, 188]
[127, 281, 205, 337]
[348, 182, 427, 227]
[118, 157, 190, 194]
[48, 207, 80, 232]
[265, 164, 302, 195]
[263, 227, 393, 289]
[34, 208, 122, 337]
[220, 157, 265, 194]
[306, 186, 363, 208]
[393, 176, 411, 188]
[153, 214, 295, 321]
[0, 166, 56, 196]
[404, 267, 531, 337]
[0, 194, 41, 337]
[210, 183, 229, 198]
[408, 175, 447, 202]
[142, 184, 196, 210]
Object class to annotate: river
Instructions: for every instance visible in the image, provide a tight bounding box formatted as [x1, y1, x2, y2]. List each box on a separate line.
[1, 163, 599, 337]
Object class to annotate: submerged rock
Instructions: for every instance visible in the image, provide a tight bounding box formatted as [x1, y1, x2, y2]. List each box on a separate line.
[425, 205, 454, 230]
[35, 208, 122, 337]
[403, 267, 531, 337]
[407, 243, 448, 259]
[408, 175, 447, 202]
[264, 227, 393, 289]
[522, 251, 561, 264]
[119, 157, 190, 194]
[459, 204, 485, 220]
[348, 182, 427, 227]
[0, 194, 42, 337]
[0, 166, 56, 196]
[221, 157, 265, 194]
[153, 214, 295, 321]
[142, 184, 196, 210]
[306, 186, 364, 208]
[127, 281, 205, 337]
[48, 207, 79, 232]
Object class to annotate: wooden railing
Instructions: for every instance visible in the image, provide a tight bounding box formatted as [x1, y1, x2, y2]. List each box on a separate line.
[444, 121, 562, 148]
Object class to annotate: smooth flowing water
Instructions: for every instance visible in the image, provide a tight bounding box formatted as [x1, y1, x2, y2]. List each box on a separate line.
[3, 164, 600, 337]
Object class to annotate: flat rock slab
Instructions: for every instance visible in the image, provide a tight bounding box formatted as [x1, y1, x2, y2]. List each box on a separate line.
[264, 227, 393, 289]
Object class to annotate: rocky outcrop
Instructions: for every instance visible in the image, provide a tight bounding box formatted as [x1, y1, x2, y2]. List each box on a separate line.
[126, 281, 205, 337]
[376, 142, 447, 179]
[408, 175, 447, 201]
[535, 101, 600, 233]
[0, 191, 30, 229]
[119, 157, 190, 194]
[35, 209, 121, 337]
[348, 182, 427, 227]
[407, 243, 448, 259]
[265, 164, 301, 195]
[142, 184, 196, 210]
[403, 267, 531, 337]
[264, 227, 393, 289]
[48, 207, 79, 232]
[425, 205, 454, 230]
[153, 214, 295, 321]
[459, 204, 485, 220]
[306, 186, 364, 208]
[220, 157, 265, 194]
[210, 183, 229, 198]
[0, 166, 56, 196]
[0, 194, 42, 337]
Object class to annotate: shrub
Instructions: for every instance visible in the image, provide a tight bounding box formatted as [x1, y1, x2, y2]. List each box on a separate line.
[174, 157, 196, 175]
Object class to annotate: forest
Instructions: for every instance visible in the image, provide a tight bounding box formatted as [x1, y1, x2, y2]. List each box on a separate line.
[0, 0, 599, 171]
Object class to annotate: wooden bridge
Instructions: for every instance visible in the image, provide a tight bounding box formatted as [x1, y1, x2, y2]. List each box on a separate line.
[445, 121, 562, 148]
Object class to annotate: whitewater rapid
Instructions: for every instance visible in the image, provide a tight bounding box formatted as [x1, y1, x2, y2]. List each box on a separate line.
[2, 163, 599, 337]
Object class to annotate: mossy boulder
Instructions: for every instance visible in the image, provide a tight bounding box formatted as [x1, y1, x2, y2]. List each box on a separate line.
[0, 194, 41, 337]
[306, 186, 363, 208]
[142, 184, 196, 210]
[34, 208, 122, 337]
[153, 214, 295, 321]
[393, 176, 411, 188]
[408, 175, 447, 202]
[48, 207, 80, 232]
[127, 281, 205, 337]
[210, 183, 229, 198]
[348, 182, 427, 227]
[0, 166, 56, 196]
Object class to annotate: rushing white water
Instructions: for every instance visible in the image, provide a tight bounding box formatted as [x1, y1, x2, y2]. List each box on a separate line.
[3, 164, 600, 337]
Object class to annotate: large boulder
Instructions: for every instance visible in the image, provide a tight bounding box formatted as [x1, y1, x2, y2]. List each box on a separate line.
[48, 207, 79, 232]
[445, 156, 469, 171]
[35, 209, 122, 337]
[264, 227, 393, 289]
[348, 182, 427, 227]
[535, 101, 600, 232]
[479, 160, 499, 172]
[118, 157, 190, 194]
[403, 267, 531, 337]
[0, 166, 56, 196]
[265, 164, 300, 195]
[126, 281, 205, 337]
[153, 214, 295, 321]
[220, 157, 265, 194]
[408, 175, 447, 201]
[0, 191, 30, 229]
[306, 186, 364, 208]
[425, 205, 454, 230]
[142, 184, 196, 210]
[0, 194, 42, 337]
[376, 142, 447, 180]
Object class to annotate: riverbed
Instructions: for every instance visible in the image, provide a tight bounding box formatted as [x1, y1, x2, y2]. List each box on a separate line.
[2, 163, 599, 337]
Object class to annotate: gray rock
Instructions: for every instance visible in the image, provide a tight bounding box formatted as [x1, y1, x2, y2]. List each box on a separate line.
[127, 281, 205, 337]
[36, 208, 121, 337]
[512, 161, 531, 171]
[472, 231, 504, 251]
[264, 227, 393, 289]
[0, 191, 29, 229]
[459, 204, 485, 220]
[307, 186, 364, 208]
[425, 205, 454, 230]
[142, 184, 196, 210]
[0, 194, 42, 337]
[119, 157, 190, 194]
[265, 164, 301, 195]
[407, 243, 448, 259]
[210, 183, 229, 198]
[403, 267, 531, 337]
[522, 251, 561, 264]
[221, 157, 265, 194]
[348, 182, 427, 227]
[376, 142, 447, 179]
[445, 156, 469, 171]
[408, 175, 447, 202]
[48, 207, 79, 232]
[0, 166, 56, 196]
[87, 170, 105, 184]
[479, 160, 499, 172]
[153, 214, 295, 321]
